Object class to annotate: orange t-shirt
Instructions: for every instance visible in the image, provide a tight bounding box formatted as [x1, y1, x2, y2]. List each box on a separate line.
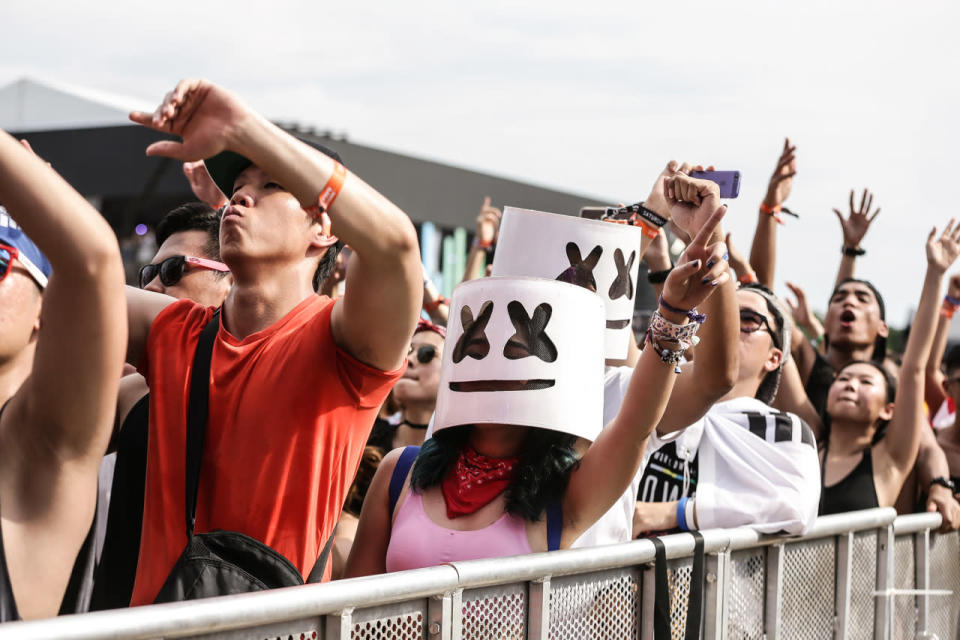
[130, 295, 403, 605]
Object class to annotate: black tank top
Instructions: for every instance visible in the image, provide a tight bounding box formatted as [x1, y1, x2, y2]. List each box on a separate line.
[819, 444, 880, 515]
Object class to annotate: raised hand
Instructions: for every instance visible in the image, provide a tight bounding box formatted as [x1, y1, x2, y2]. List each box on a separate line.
[763, 138, 797, 209]
[183, 161, 228, 208]
[785, 281, 824, 339]
[927, 219, 960, 274]
[833, 188, 880, 249]
[662, 205, 729, 313]
[663, 172, 722, 243]
[475, 197, 501, 247]
[129, 79, 252, 161]
[724, 232, 753, 281]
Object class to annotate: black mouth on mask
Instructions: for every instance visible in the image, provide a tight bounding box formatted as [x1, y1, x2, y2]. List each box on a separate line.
[448, 379, 556, 392]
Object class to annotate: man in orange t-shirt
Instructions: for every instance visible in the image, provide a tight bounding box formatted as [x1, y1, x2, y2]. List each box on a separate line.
[123, 79, 421, 605]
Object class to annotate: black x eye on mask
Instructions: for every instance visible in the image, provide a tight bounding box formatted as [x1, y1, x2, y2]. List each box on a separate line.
[452, 300, 494, 363]
[608, 248, 636, 300]
[504, 301, 557, 362]
[556, 242, 602, 292]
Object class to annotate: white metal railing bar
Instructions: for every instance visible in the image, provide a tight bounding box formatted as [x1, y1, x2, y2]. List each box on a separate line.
[0, 507, 950, 640]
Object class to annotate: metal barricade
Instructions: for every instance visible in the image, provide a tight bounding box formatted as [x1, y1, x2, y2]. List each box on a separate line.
[0, 508, 956, 640]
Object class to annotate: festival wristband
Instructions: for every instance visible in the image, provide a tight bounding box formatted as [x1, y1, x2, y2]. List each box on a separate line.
[843, 246, 866, 257]
[676, 497, 689, 531]
[424, 297, 448, 312]
[647, 268, 673, 284]
[760, 201, 784, 224]
[304, 161, 348, 219]
[738, 272, 758, 285]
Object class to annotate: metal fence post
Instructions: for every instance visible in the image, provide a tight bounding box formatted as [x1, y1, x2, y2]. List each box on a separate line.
[449, 588, 463, 640]
[703, 550, 729, 640]
[835, 532, 854, 640]
[428, 592, 452, 640]
[764, 543, 784, 640]
[527, 576, 552, 640]
[641, 561, 656, 640]
[875, 524, 894, 640]
[914, 527, 931, 637]
[324, 607, 353, 640]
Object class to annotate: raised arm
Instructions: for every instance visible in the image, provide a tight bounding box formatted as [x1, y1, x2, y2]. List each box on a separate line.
[131, 79, 421, 371]
[462, 198, 500, 283]
[883, 223, 960, 477]
[0, 134, 126, 462]
[654, 174, 739, 434]
[785, 281, 825, 350]
[832, 188, 880, 286]
[0, 134, 126, 619]
[562, 208, 729, 543]
[749, 138, 796, 287]
[924, 274, 960, 413]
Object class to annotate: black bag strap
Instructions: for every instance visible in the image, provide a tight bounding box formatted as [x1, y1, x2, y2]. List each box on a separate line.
[184, 310, 221, 538]
[652, 531, 705, 640]
[389, 446, 421, 515]
[305, 524, 337, 583]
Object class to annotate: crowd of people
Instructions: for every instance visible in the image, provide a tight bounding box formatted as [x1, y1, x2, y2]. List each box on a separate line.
[0, 78, 958, 621]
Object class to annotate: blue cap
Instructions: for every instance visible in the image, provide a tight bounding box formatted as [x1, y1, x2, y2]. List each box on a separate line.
[0, 206, 52, 288]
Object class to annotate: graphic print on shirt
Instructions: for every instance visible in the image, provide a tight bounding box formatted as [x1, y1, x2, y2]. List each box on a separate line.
[638, 441, 698, 503]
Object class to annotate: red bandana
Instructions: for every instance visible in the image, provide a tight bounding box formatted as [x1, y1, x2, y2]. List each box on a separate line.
[441, 446, 520, 519]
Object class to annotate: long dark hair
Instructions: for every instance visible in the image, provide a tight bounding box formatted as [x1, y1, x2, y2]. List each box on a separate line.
[409, 426, 580, 522]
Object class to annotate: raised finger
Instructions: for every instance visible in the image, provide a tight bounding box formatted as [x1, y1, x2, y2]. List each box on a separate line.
[868, 208, 881, 223]
[677, 162, 694, 175]
[833, 208, 844, 224]
[130, 110, 159, 129]
[849, 190, 855, 215]
[859, 188, 868, 215]
[145, 140, 187, 159]
[943, 218, 956, 239]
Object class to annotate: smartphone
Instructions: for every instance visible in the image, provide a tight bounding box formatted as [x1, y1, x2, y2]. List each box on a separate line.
[689, 170, 741, 198]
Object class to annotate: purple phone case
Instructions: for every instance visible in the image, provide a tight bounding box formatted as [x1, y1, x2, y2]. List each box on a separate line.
[689, 170, 741, 198]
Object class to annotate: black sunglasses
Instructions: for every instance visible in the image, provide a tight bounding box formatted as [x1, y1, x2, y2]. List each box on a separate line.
[740, 308, 780, 349]
[139, 255, 229, 289]
[409, 344, 439, 364]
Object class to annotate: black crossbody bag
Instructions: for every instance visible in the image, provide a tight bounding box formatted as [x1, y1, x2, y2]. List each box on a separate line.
[154, 311, 334, 603]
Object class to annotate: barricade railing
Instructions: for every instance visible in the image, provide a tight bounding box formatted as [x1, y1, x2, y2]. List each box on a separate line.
[0, 507, 956, 640]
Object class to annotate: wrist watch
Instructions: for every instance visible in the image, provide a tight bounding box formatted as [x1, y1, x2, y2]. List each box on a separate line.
[930, 476, 957, 493]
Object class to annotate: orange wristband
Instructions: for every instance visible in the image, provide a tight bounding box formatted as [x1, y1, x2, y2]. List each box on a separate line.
[760, 202, 784, 224]
[305, 161, 347, 220]
[424, 297, 448, 312]
[941, 305, 955, 319]
[636, 218, 660, 239]
[738, 272, 758, 285]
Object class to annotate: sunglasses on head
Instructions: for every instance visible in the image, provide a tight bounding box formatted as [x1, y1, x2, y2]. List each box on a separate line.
[739, 308, 780, 348]
[138, 255, 229, 289]
[409, 344, 440, 364]
[0, 243, 48, 288]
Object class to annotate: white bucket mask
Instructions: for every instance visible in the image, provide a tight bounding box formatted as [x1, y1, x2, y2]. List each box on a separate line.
[433, 277, 605, 442]
[492, 207, 644, 359]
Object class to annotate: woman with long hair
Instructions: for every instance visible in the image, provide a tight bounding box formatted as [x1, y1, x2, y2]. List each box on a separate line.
[778, 221, 960, 513]
[345, 207, 728, 575]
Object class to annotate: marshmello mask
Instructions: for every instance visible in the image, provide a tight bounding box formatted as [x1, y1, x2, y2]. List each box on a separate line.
[492, 207, 644, 359]
[433, 277, 605, 442]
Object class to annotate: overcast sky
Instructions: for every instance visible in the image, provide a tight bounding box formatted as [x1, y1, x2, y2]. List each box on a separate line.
[2, 0, 958, 326]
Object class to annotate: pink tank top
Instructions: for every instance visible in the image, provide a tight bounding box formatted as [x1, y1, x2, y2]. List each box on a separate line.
[385, 490, 533, 572]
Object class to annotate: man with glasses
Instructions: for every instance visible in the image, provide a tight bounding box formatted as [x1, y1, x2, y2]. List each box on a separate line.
[633, 283, 820, 535]
[123, 79, 420, 604]
[0, 134, 126, 620]
[91, 201, 231, 611]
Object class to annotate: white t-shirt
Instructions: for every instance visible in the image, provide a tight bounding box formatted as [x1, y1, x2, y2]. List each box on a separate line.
[643, 396, 820, 535]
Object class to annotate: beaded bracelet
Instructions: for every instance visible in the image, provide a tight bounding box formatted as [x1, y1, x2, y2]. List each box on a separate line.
[647, 309, 704, 373]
